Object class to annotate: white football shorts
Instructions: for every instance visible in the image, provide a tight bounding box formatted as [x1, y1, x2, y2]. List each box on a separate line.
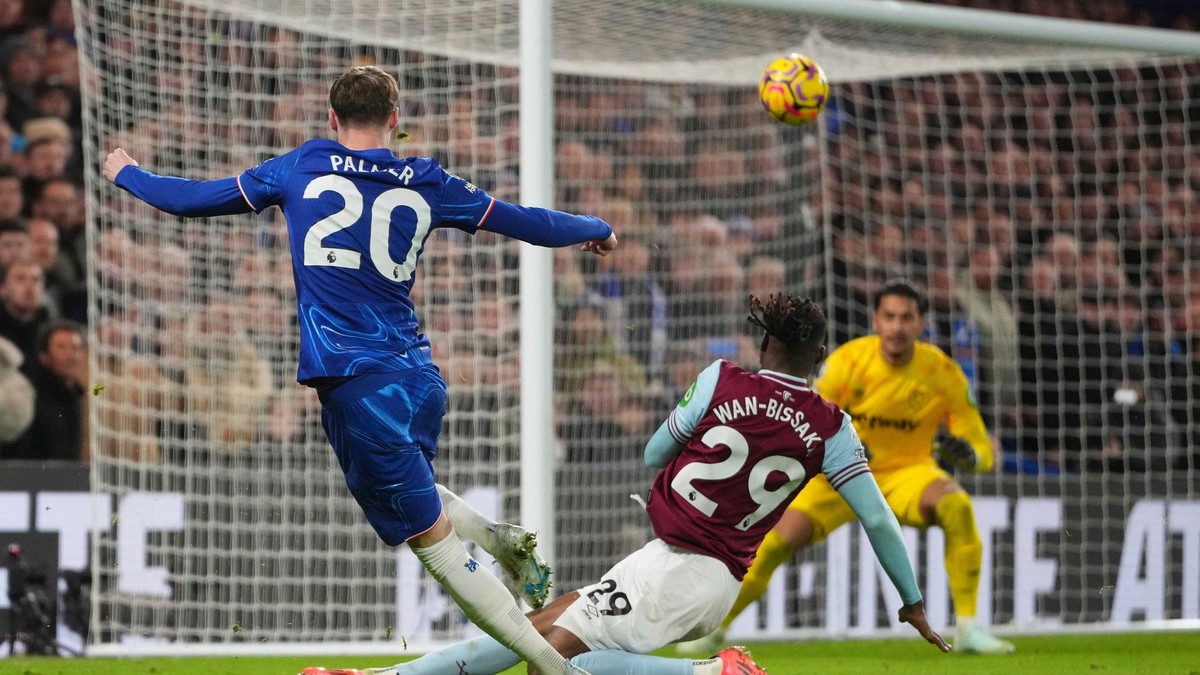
[552, 538, 739, 654]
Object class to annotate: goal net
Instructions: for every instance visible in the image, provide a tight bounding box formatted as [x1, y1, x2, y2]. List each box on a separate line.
[74, 0, 1199, 654]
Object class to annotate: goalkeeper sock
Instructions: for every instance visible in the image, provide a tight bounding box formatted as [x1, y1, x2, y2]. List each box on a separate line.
[570, 650, 719, 675]
[411, 531, 569, 675]
[394, 635, 519, 675]
[722, 528, 793, 628]
[935, 490, 983, 620]
[437, 484, 500, 554]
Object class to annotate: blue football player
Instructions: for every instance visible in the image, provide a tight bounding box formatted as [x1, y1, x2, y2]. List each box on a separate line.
[103, 65, 615, 675]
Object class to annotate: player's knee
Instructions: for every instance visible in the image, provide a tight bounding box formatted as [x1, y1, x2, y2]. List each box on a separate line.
[528, 591, 579, 634]
[541, 625, 588, 660]
[760, 528, 799, 565]
[934, 490, 979, 540]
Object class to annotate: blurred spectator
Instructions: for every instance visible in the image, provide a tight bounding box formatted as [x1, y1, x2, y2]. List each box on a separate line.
[0, 319, 85, 462]
[0, 1, 27, 41]
[745, 256, 787, 319]
[592, 233, 667, 381]
[4, 37, 44, 131]
[705, 249, 746, 336]
[25, 217, 62, 304]
[182, 297, 273, 457]
[1073, 289, 1171, 472]
[1017, 258, 1081, 470]
[654, 339, 709, 415]
[0, 333, 33, 445]
[35, 83, 75, 128]
[240, 285, 294, 389]
[1078, 236, 1126, 292]
[0, 216, 28, 268]
[664, 213, 727, 340]
[0, 164, 22, 218]
[21, 136, 71, 202]
[33, 177, 86, 319]
[726, 214, 756, 263]
[689, 140, 751, 218]
[556, 299, 646, 398]
[92, 314, 165, 463]
[45, 0, 75, 47]
[955, 243, 1020, 429]
[560, 359, 644, 463]
[0, 256, 51, 372]
[236, 384, 324, 467]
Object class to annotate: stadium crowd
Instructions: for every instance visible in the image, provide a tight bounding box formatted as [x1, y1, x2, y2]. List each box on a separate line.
[3, 0, 1200, 493]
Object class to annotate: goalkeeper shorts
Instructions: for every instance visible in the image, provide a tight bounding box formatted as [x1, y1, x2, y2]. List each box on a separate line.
[318, 365, 448, 546]
[553, 539, 739, 654]
[789, 460, 954, 541]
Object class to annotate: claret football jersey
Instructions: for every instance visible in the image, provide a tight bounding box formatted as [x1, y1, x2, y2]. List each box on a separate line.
[646, 360, 867, 579]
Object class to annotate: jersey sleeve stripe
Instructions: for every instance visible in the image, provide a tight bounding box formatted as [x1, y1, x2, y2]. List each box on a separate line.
[666, 411, 689, 445]
[475, 197, 497, 230]
[235, 174, 257, 211]
[828, 462, 871, 490]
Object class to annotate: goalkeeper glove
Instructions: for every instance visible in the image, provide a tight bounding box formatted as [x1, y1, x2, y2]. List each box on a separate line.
[933, 430, 977, 472]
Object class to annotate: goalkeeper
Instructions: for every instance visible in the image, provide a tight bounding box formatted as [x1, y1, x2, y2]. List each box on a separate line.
[682, 278, 1014, 655]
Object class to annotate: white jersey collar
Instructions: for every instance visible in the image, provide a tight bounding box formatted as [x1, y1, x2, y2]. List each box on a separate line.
[757, 368, 810, 390]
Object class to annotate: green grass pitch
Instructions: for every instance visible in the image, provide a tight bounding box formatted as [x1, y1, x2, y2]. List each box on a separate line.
[3, 632, 1198, 674]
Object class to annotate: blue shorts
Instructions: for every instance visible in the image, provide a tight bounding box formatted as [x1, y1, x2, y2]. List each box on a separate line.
[317, 365, 447, 546]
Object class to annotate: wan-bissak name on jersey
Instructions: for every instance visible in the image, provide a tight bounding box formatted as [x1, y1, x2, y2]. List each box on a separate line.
[712, 395, 823, 448]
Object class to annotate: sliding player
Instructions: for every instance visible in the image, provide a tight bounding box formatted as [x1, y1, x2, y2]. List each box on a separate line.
[301, 294, 949, 675]
[103, 65, 616, 675]
[686, 279, 1014, 655]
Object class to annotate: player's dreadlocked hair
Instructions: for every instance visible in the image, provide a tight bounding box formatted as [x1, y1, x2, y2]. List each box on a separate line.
[747, 293, 826, 357]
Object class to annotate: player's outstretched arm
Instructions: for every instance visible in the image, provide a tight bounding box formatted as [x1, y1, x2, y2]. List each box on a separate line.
[481, 200, 614, 254]
[899, 600, 951, 652]
[103, 147, 255, 218]
[837, 473, 949, 652]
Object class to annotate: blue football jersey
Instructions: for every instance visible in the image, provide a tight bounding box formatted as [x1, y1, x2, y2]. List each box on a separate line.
[236, 139, 494, 382]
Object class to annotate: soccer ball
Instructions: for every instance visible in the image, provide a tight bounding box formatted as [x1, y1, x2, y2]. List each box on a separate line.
[758, 54, 829, 126]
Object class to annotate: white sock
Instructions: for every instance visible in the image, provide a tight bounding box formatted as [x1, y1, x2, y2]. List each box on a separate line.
[411, 529, 569, 675]
[693, 658, 722, 675]
[437, 484, 500, 553]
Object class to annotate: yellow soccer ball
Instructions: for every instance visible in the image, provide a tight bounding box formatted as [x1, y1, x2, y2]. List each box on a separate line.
[758, 54, 829, 126]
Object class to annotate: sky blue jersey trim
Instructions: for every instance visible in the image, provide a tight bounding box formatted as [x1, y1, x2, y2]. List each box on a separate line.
[837, 473, 922, 605]
[643, 360, 721, 468]
[643, 423, 679, 469]
[820, 413, 867, 477]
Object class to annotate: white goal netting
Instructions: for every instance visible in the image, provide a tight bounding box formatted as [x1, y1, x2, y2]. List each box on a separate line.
[75, 0, 1199, 654]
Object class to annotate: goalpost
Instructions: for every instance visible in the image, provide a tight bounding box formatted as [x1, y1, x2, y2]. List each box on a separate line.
[73, 0, 1200, 656]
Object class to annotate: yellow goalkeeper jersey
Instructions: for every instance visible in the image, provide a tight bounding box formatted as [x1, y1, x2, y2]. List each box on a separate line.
[813, 335, 993, 472]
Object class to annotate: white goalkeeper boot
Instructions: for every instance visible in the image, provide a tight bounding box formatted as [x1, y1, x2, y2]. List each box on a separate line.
[495, 523, 553, 609]
[954, 619, 1015, 654]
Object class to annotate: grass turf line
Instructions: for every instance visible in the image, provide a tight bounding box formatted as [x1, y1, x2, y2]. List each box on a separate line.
[3, 632, 1198, 674]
